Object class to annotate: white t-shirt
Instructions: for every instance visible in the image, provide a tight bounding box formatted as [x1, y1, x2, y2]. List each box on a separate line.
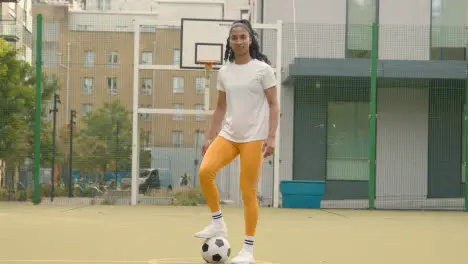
[216, 59, 277, 143]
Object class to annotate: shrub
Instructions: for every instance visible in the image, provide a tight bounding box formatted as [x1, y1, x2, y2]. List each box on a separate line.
[172, 187, 206, 206]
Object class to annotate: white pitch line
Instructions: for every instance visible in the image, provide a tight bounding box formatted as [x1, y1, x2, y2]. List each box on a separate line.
[0, 260, 148, 263]
[0, 258, 276, 264]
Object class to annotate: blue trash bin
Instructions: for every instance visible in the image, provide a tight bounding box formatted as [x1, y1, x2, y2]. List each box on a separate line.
[280, 180, 325, 209]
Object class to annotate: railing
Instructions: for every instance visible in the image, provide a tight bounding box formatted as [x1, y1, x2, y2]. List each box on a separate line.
[0, 20, 20, 41]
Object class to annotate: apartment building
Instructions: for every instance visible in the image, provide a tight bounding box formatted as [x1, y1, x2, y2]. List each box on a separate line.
[1, 0, 33, 63]
[32, 0, 253, 149]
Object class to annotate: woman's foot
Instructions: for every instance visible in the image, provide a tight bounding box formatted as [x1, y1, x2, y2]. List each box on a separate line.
[194, 222, 228, 238]
[231, 249, 255, 264]
[194, 211, 228, 238]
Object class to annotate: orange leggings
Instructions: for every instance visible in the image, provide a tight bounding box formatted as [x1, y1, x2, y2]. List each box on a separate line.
[199, 136, 263, 237]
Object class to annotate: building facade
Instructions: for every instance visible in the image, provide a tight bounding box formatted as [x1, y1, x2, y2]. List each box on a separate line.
[261, 0, 468, 207]
[1, 0, 33, 63]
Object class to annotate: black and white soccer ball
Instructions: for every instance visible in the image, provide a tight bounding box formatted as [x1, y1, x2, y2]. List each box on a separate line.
[201, 236, 231, 263]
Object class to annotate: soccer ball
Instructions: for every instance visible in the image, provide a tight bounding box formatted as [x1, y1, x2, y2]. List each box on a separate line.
[201, 237, 231, 263]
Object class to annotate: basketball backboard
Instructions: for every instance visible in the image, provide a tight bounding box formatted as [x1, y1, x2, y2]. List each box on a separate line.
[180, 18, 236, 69]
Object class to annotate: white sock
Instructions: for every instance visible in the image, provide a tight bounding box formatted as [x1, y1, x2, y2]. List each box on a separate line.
[243, 236, 254, 254]
[211, 210, 224, 225]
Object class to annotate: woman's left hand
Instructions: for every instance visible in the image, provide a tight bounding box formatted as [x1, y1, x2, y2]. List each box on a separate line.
[262, 136, 275, 158]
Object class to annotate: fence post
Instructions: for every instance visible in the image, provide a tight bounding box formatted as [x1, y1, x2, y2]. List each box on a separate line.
[369, 23, 379, 210]
[465, 68, 468, 212]
[33, 14, 43, 205]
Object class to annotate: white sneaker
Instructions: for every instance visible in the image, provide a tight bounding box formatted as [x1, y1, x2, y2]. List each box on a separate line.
[194, 222, 228, 239]
[230, 249, 255, 264]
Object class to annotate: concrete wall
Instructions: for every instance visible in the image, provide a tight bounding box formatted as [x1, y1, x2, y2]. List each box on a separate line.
[263, 0, 468, 62]
[292, 77, 466, 201]
[378, 0, 431, 60]
[279, 85, 294, 182]
[84, 0, 245, 19]
[376, 88, 429, 200]
[263, 0, 347, 67]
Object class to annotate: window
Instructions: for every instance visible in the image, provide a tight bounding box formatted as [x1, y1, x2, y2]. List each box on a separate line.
[45, 74, 57, 85]
[105, 0, 111, 10]
[346, 0, 377, 58]
[430, 0, 468, 60]
[172, 77, 184, 93]
[240, 9, 250, 20]
[23, 0, 28, 27]
[84, 50, 95, 67]
[44, 21, 60, 42]
[194, 130, 204, 148]
[141, 26, 156, 33]
[195, 104, 205, 120]
[195, 77, 205, 95]
[107, 51, 119, 67]
[141, 51, 153, 65]
[326, 102, 369, 181]
[77, 25, 93, 31]
[82, 103, 93, 118]
[107, 77, 118, 95]
[116, 26, 127, 31]
[82, 77, 94, 96]
[172, 131, 184, 147]
[141, 78, 152, 95]
[173, 49, 180, 65]
[143, 130, 151, 148]
[43, 42, 59, 68]
[8, 3, 16, 17]
[97, 0, 103, 10]
[173, 104, 184, 120]
[139, 104, 152, 122]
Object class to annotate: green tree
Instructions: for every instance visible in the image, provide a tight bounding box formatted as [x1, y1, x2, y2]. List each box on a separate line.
[75, 101, 151, 179]
[0, 39, 34, 166]
[0, 38, 60, 185]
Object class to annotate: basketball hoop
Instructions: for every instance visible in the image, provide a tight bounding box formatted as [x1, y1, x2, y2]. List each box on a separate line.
[199, 60, 219, 70]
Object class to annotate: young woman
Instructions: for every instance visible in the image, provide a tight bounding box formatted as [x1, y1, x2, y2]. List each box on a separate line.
[194, 19, 279, 264]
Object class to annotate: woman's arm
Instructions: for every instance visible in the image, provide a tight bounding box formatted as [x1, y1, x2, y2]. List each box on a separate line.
[264, 86, 279, 139]
[206, 91, 227, 140]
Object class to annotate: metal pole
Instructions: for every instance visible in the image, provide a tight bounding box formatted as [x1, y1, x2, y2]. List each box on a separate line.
[194, 130, 200, 187]
[204, 67, 210, 111]
[131, 20, 141, 206]
[33, 14, 43, 205]
[272, 20, 283, 209]
[115, 120, 119, 186]
[465, 65, 468, 212]
[369, 23, 379, 210]
[50, 94, 60, 202]
[292, 0, 297, 58]
[68, 110, 76, 197]
[65, 42, 70, 123]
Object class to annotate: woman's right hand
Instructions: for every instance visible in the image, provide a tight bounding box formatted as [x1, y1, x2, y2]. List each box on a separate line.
[201, 138, 213, 156]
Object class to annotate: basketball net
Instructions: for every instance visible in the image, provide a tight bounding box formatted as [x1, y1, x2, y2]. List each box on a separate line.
[199, 60, 218, 111]
[202, 61, 214, 70]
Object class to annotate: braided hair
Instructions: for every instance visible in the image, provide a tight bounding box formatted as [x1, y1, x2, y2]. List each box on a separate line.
[224, 19, 271, 65]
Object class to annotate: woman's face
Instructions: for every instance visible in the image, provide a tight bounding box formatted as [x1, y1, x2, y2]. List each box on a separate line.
[229, 25, 251, 56]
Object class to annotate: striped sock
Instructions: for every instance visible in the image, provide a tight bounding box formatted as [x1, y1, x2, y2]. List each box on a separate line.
[212, 210, 224, 225]
[243, 236, 254, 254]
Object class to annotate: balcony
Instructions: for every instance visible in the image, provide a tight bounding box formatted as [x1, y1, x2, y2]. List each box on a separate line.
[0, 20, 20, 42]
